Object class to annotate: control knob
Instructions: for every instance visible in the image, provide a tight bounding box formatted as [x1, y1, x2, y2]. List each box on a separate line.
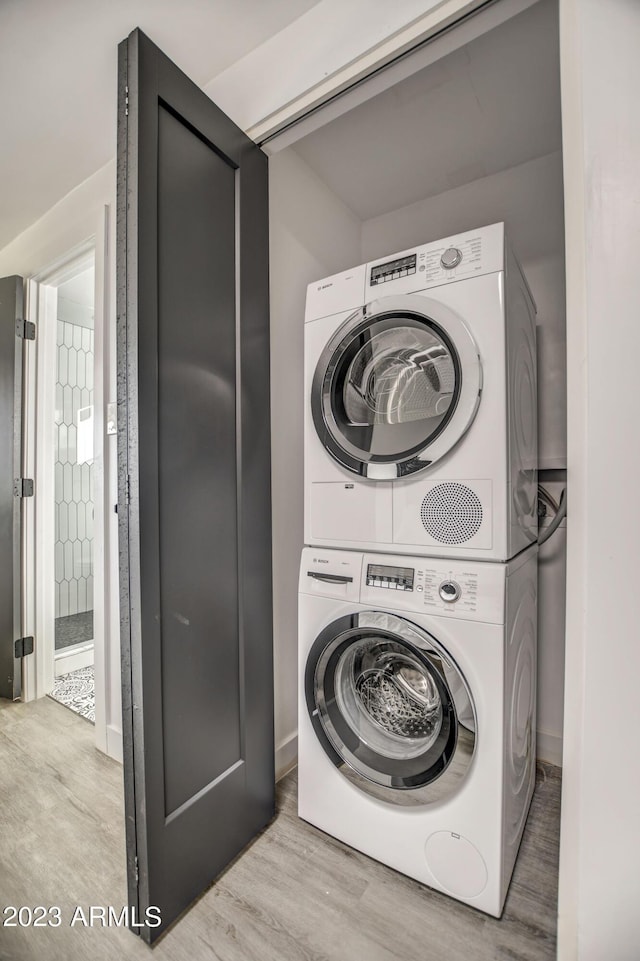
[439, 580, 461, 603]
[440, 247, 462, 269]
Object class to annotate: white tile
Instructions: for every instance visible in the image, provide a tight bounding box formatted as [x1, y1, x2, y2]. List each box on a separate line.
[63, 384, 73, 426]
[73, 540, 83, 580]
[55, 383, 63, 424]
[69, 578, 78, 617]
[68, 501, 77, 542]
[64, 541, 73, 582]
[55, 540, 64, 584]
[63, 463, 73, 504]
[73, 463, 82, 503]
[58, 423, 67, 464]
[81, 464, 90, 503]
[58, 345, 68, 385]
[58, 502, 68, 543]
[82, 539, 92, 576]
[55, 462, 63, 503]
[73, 324, 83, 351]
[59, 580, 69, 617]
[77, 501, 86, 541]
[68, 348, 77, 386]
[67, 424, 77, 464]
[78, 577, 87, 613]
[77, 350, 85, 389]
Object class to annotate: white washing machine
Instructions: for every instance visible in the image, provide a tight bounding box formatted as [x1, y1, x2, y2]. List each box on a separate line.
[298, 544, 537, 917]
[304, 222, 537, 561]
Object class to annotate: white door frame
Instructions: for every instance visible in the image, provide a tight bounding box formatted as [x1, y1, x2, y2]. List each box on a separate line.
[22, 209, 111, 757]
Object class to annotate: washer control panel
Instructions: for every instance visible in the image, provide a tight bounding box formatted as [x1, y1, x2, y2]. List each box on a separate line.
[366, 563, 414, 592]
[418, 566, 479, 613]
[425, 235, 483, 284]
[359, 551, 507, 624]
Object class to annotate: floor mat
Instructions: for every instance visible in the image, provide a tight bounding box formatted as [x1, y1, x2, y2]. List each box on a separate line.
[55, 610, 94, 650]
[49, 666, 95, 723]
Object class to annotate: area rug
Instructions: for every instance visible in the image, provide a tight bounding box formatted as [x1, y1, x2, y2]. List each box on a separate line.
[49, 666, 95, 723]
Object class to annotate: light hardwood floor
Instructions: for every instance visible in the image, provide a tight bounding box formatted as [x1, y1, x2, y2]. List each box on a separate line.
[0, 696, 561, 961]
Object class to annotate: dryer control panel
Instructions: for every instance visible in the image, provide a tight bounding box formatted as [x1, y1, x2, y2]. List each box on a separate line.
[365, 223, 504, 295]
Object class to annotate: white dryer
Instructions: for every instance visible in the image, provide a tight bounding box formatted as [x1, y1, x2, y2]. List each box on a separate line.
[298, 544, 537, 917]
[304, 223, 537, 561]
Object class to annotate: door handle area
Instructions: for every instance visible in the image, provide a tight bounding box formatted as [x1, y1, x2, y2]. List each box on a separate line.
[307, 572, 353, 584]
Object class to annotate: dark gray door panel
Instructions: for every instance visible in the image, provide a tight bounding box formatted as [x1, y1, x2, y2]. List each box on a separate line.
[117, 30, 273, 942]
[0, 276, 24, 702]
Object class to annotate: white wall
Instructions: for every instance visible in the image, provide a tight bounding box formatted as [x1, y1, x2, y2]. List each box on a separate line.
[269, 148, 361, 776]
[558, 0, 640, 957]
[360, 151, 567, 762]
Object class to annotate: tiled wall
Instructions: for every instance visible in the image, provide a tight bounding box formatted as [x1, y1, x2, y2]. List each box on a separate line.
[54, 320, 94, 618]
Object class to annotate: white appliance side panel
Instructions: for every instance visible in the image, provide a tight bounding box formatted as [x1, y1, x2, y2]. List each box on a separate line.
[304, 263, 366, 322]
[505, 244, 538, 558]
[501, 548, 537, 903]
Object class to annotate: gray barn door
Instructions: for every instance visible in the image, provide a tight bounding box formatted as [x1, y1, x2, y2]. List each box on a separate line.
[0, 276, 25, 702]
[117, 30, 274, 943]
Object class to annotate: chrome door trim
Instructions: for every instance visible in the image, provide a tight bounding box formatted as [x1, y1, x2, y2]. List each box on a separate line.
[306, 610, 477, 806]
[311, 294, 482, 479]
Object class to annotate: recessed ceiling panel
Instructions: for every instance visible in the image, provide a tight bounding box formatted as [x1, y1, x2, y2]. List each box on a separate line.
[293, 0, 561, 221]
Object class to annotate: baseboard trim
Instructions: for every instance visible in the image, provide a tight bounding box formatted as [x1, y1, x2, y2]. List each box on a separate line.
[104, 723, 123, 763]
[275, 731, 298, 781]
[536, 730, 563, 767]
[54, 643, 94, 677]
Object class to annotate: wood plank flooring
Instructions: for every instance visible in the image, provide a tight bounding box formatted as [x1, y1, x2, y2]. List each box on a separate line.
[0, 696, 561, 961]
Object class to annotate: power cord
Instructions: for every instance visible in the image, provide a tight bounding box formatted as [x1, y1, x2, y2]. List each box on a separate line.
[537, 486, 567, 546]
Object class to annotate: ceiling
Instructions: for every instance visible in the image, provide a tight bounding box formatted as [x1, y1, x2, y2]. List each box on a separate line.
[0, 0, 317, 251]
[292, 0, 561, 222]
[59, 266, 95, 309]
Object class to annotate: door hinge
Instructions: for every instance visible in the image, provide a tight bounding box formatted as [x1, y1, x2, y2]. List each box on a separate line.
[125, 84, 129, 117]
[15, 637, 34, 658]
[134, 856, 139, 884]
[14, 478, 34, 497]
[16, 318, 36, 340]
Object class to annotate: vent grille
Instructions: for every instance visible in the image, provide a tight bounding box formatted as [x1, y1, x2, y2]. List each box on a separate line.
[420, 483, 483, 544]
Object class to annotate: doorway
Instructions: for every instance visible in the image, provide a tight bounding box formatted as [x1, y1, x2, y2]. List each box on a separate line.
[26, 244, 102, 725]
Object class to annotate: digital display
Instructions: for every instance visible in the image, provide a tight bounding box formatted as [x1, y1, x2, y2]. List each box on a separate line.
[366, 564, 414, 591]
[370, 253, 417, 286]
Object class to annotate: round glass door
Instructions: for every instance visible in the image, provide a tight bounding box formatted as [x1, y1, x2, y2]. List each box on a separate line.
[312, 296, 481, 478]
[306, 612, 476, 805]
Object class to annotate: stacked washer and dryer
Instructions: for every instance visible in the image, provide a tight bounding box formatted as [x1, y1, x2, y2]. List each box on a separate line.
[298, 222, 538, 917]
